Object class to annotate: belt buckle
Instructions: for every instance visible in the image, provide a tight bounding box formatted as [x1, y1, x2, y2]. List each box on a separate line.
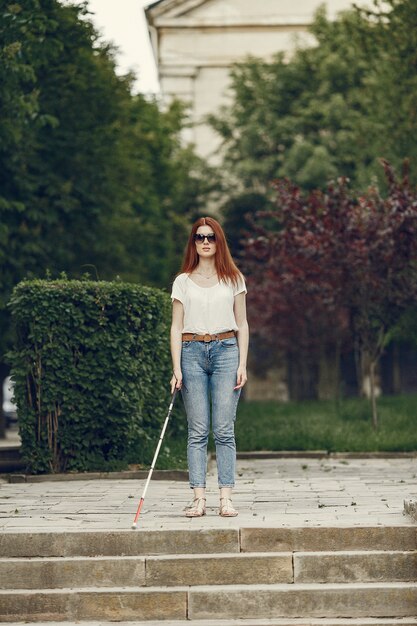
[203, 333, 211, 343]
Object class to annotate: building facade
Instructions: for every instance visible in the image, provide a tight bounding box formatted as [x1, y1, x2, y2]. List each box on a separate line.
[145, 0, 355, 161]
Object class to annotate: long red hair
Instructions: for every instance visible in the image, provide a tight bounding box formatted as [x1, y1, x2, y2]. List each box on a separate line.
[181, 217, 242, 285]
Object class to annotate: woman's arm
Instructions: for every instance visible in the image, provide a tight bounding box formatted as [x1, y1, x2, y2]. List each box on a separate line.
[234, 292, 249, 390]
[170, 299, 184, 393]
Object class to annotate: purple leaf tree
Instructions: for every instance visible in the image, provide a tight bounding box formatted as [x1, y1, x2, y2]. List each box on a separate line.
[243, 161, 417, 427]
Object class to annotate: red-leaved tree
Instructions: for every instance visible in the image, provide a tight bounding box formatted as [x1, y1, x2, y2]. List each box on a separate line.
[243, 161, 417, 427]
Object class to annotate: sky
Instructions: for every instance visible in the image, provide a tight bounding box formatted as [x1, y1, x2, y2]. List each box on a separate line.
[64, 0, 160, 94]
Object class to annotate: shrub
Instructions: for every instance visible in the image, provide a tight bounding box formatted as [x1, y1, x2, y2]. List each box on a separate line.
[7, 277, 172, 473]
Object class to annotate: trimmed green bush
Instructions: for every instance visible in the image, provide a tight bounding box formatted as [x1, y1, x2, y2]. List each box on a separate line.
[7, 277, 173, 473]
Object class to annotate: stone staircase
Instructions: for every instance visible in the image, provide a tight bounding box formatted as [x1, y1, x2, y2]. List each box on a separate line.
[0, 526, 416, 624]
[0, 428, 24, 473]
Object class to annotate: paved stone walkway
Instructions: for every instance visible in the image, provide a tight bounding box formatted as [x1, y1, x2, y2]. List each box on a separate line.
[0, 457, 416, 532]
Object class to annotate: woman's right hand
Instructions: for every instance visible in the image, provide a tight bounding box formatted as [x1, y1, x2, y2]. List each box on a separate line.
[170, 370, 183, 394]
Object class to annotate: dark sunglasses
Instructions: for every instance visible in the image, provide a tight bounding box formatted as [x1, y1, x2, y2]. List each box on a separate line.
[194, 233, 216, 244]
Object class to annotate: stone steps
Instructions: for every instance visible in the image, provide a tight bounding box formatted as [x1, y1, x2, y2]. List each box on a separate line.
[0, 446, 24, 472]
[293, 549, 417, 583]
[4, 617, 417, 626]
[1, 550, 416, 589]
[240, 526, 417, 553]
[0, 528, 239, 557]
[188, 582, 417, 620]
[1, 525, 415, 557]
[0, 526, 416, 622]
[1, 582, 417, 622]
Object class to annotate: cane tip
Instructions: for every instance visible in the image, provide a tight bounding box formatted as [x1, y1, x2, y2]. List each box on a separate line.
[131, 522, 137, 530]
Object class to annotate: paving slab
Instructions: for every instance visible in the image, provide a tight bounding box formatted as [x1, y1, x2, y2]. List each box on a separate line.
[188, 582, 417, 620]
[145, 552, 293, 586]
[0, 457, 416, 532]
[0, 528, 240, 557]
[0, 555, 147, 589]
[0, 587, 188, 622]
[293, 550, 417, 583]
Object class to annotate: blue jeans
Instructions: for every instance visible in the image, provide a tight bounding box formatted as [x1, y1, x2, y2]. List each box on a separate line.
[181, 337, 241, 489]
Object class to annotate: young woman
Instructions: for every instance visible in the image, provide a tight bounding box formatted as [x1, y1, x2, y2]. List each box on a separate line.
[170, 216, 249, 517]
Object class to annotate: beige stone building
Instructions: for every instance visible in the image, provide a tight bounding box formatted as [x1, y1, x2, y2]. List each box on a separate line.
[145, 0, 355, 161]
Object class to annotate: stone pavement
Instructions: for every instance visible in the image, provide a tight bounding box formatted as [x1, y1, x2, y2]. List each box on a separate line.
[4, 622, 417, 626]
[0, 456, 416, 532]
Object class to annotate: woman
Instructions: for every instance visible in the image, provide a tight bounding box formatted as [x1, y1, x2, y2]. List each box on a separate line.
[170, 216, 249, 517]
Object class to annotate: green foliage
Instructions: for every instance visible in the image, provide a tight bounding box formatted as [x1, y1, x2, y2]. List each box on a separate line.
[209, 0, 417, 227]
[209, 7, 369, 194]
[127, 427, 187, 471]
[235, 396, 417, 452]
[222, 192, 269, 260]
[352, 0, 417, 188]
[0, 0, 213, 366]
[7, 278, 174, 473]
[388, 306, 417, 347]
[0, 1, 42, 355]
[98, 97, 216, 288]
[0, 0, 130, 281]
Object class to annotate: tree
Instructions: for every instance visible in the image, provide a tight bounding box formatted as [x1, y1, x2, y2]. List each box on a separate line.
[243, 161, 417, 426]
[0, 0, 44, 436]
[96, 97, 217, 288]
[208, 0, 417, 238]
[351, 0, 417, 188]
[0, 0, 213, 435]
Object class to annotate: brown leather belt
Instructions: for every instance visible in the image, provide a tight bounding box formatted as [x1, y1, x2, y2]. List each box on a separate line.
[182, 330, 236, 343]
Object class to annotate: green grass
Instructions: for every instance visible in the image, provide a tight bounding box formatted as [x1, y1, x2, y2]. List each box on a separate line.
[128, 432, 188, 470]
[148, 436, 188, 470]
[235, 394, 417, 452]
[148, 394, 417, 470]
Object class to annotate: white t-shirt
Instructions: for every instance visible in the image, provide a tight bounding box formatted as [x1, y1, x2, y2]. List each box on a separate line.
[171, 272, 247, 334]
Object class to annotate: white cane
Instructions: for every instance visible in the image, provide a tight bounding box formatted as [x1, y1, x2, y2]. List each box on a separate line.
[131, 388, 178, 529]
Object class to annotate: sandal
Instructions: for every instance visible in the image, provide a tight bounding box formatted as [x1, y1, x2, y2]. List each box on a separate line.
[184, 497, 206, 517]
[219, 497, 238, 517]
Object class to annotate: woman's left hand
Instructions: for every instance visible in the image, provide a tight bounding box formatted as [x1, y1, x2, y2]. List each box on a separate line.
[234, 365, 247, 390]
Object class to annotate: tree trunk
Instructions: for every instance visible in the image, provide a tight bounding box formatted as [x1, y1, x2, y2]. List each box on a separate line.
[287, 351, 317, 401]
[354, 339, 364, 397]
[392, 342, 401, 394]
[317, 343, 341, 401]
[0, 362, 9, 439]
[359, 349, 380, 428]
[369, 359, 378, 430]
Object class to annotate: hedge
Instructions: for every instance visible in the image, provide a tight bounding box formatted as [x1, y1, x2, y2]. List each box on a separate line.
[7, 277, 174, 473]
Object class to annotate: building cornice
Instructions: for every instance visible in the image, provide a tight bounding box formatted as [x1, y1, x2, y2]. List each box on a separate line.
[145, 0, 208, 22]
[153, 17, 313, 28]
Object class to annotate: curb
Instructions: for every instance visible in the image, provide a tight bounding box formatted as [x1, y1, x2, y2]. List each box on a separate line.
[236, 450, 417, 459]
[3, 469, 189, 484]
[3, 451, 417, 484]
